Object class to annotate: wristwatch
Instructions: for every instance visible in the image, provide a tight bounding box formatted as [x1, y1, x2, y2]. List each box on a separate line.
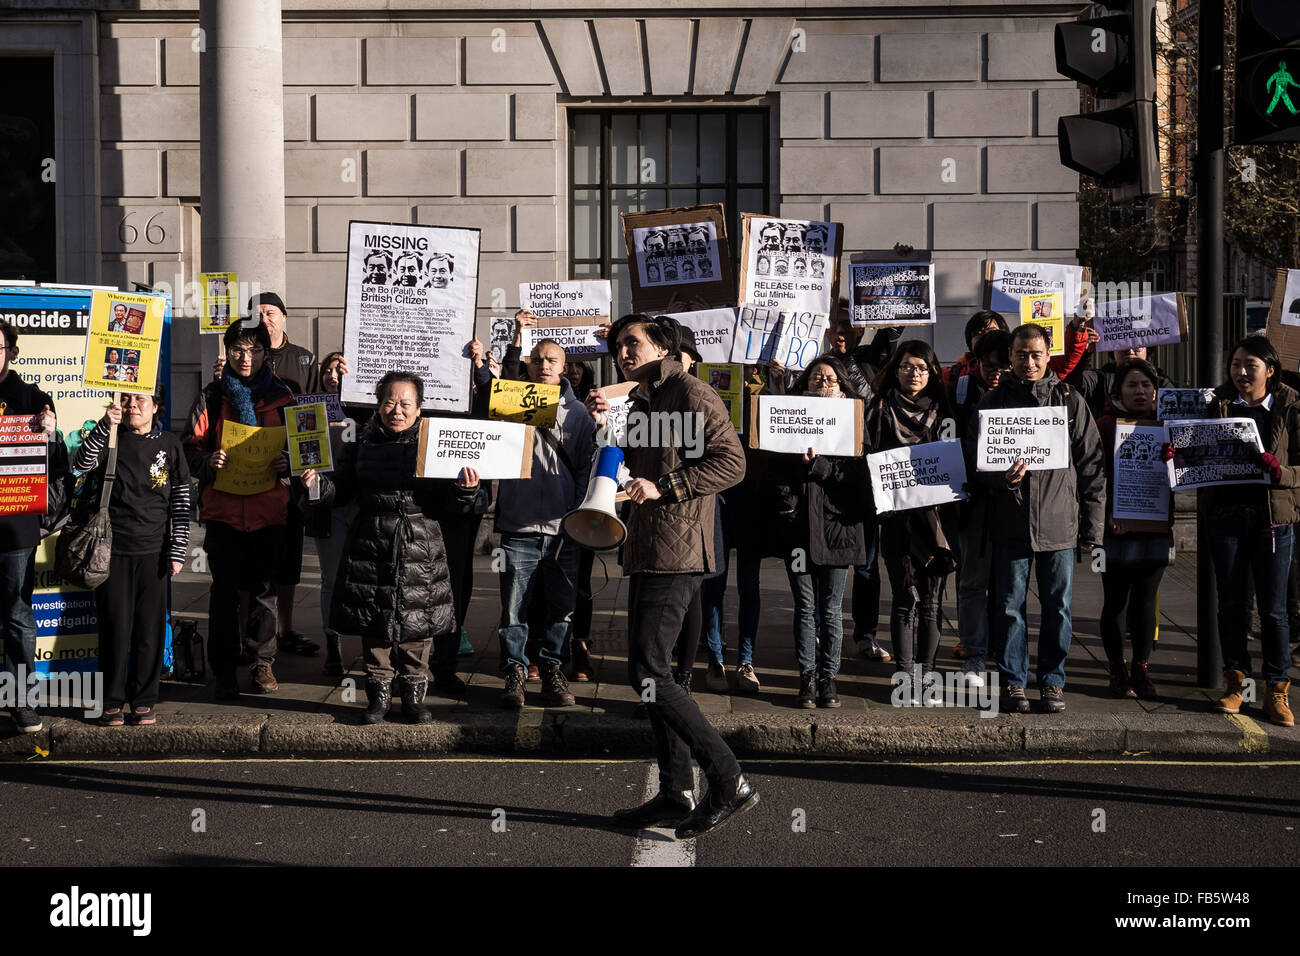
[655, 474, 674, 499]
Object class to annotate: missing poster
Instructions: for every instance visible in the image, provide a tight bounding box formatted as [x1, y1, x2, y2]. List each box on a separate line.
[1282, 269, 1300, 328]
[739, 215, 842, 316]
[343, 220, 480, 413]
[1112, 421, 1171, 524]
[622, 205, 733, 312]
[285, 401, 332, 475]
[82, 290, 165, 394]
[867, 439, 968, 514]
[849, 260, 935, 327]
[1165, 417, 1268, 490]
[699, 363, 743, 432]
[976, 406, 1069, 472]
[199, 271, 238, 334]
[1018, 292, 1065, 357]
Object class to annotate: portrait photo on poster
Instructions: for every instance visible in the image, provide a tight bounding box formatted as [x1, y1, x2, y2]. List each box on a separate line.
[740, 215, 841, 316]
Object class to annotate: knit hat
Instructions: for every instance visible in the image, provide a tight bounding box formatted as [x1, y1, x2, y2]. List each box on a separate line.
[248, 291, 287, 316]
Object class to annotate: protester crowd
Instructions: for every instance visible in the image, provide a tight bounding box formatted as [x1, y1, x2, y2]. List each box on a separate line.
[4, 281, 1300, 744]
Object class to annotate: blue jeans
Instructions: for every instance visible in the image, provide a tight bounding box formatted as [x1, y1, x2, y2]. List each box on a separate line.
[787, 562, 849, 678]
[701, 571, 727, 665]
[992, 545, 1073, 690]
[0, 547, 37, 684]
[705, 547, 761, 666]
[497, 531, 578, 672]
[1209, 518, 1293, 683]
[851, 521, 882, 644]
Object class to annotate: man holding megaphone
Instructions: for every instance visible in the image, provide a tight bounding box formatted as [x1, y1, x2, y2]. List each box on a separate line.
[581, 313, 755, 841]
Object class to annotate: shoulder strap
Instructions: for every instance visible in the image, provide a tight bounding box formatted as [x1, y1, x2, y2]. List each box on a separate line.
[534, 426, 577, 482]
[955, 375, 970, 406]
[97, 420, 120, 509]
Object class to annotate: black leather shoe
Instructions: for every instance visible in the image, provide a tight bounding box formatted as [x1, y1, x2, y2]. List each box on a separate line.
[674, 774, 759, 840]
[611, 790, 696, 829]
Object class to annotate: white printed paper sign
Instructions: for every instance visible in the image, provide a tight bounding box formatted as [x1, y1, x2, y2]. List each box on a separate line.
[977, 406, 1069, 472]
[343, 221, 479, 413]
[631, 221, 723, 289]
[750, 395, 863, 457]
[868, 439, 968, 514]
[986, 261, 1085, 318]
[1156, 388, 1216, 421]
[1112, 421, 1171, 522]
[740, 216, 840, 315]
[1094, 293, 1187, 352]
[1165, 417, 1268, 490]
[519, 318, 609, 359]
[729, 304, 829, 371]
[850, 261, 936, 327]
[520, 280, 611, 321]
[416, 418, 534, 480]
[673, 308, 739, 365]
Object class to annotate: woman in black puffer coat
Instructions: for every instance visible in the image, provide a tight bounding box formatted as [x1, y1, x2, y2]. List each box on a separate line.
[302, 371, 480, 724]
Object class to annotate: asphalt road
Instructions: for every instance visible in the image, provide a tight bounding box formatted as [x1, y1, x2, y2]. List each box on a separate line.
[2, 757, 1299, 869]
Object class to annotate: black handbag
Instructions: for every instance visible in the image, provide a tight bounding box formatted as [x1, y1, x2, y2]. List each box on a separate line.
[54, 422, 118, 589]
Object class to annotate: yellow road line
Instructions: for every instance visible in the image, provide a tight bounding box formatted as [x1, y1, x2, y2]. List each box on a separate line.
[514, 708, 544, 750]
[1225, 713, 1270, 754]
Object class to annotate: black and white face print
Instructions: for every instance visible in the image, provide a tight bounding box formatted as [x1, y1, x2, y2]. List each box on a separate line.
[743, 217, 838, 315]
[633, 221, 722, 289]
[362, 246, 456, 289]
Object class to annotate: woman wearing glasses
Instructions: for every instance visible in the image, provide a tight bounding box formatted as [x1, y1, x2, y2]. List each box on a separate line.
[865, 342, 957, 700]
[770, 355, 868, 708]
[76, 384, 191, 726]
[183, 322, 296, 698]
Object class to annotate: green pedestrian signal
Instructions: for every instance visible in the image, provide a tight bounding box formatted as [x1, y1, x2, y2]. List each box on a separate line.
[1265, 60, 1300, 115]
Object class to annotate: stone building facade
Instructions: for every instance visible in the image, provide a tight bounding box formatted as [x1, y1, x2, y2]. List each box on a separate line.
[2, 2, 1081, 421]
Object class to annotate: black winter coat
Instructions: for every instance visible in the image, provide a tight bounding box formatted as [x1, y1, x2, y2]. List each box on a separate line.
[771, 447, 868, 568]
[311, 415, 477, 644]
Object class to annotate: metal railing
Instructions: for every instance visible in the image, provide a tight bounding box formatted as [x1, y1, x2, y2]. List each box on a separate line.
[1147, 292, 1246, 387]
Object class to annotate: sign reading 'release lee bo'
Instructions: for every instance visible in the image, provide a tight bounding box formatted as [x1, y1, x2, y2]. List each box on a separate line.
[977, 406, 1069, 472]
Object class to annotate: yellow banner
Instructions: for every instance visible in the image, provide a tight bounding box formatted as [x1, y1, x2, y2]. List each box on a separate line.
[82, 289, 165, 393]
[1019, 291, 1065, 357]
[488, 378, 560, 428]
[700, 363, 743, 432]
[286, 401, 333, 475]
[200, 271, 238, 334]
[214, 421, 286, 495]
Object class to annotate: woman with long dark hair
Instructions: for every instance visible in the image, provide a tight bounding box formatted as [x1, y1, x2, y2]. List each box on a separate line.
[772, 354, 868, 708]
[866, 340, 956, 698]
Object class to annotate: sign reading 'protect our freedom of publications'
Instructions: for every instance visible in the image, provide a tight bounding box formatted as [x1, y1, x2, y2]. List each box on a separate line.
[343, 220, 481, 413]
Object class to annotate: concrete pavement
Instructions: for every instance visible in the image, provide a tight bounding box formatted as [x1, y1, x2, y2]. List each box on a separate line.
[5, 526, 1295, 760]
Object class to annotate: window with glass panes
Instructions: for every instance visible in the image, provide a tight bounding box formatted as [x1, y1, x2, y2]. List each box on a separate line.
[569, 109, 769, 320]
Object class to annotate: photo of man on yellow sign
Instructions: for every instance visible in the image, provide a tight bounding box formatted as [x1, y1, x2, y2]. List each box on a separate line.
[82, 289, 166, 393]
[488, 378, 560, 428]
[1019, 290, 1065, 357]
[213, 421, 287, 495]
[286, 401, 333, 475]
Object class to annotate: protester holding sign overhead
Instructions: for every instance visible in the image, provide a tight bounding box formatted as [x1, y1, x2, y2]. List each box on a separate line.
[770, 355, 868, 709]
[1095, 360, 1172, 700]
[302, 371, 481, 725]
[864, 342, 956, 698]
[183, 321, 295, 699]
[1203, 336, 1300, 727]
[967, 323, 1105, 715]
[75, 385, 190, 726]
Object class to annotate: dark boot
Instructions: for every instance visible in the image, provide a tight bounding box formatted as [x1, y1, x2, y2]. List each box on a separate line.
[324, 632, 343, 678]
[673, 668, 693, 696]
[399, 675, 433, 724]
[1130, 659, 1157, 699]
[363, 676, 392, 724]
[1108, 660, 1136, 699]
[612, 789, 696, 828]
[541, 663, 575, 707]
[571, 639, 594, 682]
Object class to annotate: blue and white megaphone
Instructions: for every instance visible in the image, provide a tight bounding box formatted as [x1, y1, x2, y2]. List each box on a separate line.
[562, 445, 628, 551]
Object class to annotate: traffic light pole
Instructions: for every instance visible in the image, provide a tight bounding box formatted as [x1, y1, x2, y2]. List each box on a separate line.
[1196, 0, 1225, 688]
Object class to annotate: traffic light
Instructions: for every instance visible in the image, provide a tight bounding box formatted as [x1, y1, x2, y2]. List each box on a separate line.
[1054, 0, 1160, 201]
[1235, 0, 1300, 145]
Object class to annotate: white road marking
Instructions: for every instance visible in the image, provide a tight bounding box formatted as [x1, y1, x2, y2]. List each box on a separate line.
[630, 763, 698, 867]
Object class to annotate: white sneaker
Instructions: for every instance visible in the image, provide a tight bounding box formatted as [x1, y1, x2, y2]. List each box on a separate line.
[963, 670, 986, 689]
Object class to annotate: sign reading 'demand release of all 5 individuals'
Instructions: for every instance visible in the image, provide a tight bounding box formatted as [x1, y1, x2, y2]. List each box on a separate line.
[749, 395, 864, 457]
[976, 406, 1069, 471]
[343, 220, 480, 413]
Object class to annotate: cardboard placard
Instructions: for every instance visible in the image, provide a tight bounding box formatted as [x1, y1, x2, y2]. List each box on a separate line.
[848, 256, 936, 327]
[868, 439, 968, 514]
[1094, 293, 1188, 353]
[416, 418, 535, 480]
[976, 406, 1069, 472]
[673, 308, 739, 365]
[488, 378, 561, 428]
[214, 422, 287, 495]
[1264, 267, 1300, 370]
[595, 380, 638, 446]
[83, 289, 166, 394]
[1166, 417, 1268, 490]
[738, 214, 843, 317]
[0, 415, 48, 516]
[286, 402, 333, 475]
[199, 271, 238, 334]
[747, 394, 864, 456]
[342, 220, 480, 413]
[621, 205, 734, 312]
[984, 260, 1091, 321]
[1111, 419, 1171, 530]
[699, 363, 743, 432]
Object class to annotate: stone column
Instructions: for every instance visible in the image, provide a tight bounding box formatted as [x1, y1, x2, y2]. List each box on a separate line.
[198, 0, 285, 341]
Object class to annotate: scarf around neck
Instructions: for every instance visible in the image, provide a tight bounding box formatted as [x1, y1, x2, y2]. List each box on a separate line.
[881, 389, 938, 447]
[221, 362, 274, 426]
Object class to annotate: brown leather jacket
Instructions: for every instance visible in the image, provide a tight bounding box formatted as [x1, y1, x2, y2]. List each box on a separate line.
[620, 358, 746, 574]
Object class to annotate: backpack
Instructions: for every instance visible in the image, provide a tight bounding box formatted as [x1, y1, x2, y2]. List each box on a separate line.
[169, 619, 206, 682]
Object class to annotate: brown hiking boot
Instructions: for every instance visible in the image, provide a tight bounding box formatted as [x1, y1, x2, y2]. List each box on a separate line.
[249, 662, 279, 693]
[1215, 668, 1247, 714]
[541, 663, 575, 707]
[1265, 681, 1295, 727]
[571, 639, 594, 682]
[499, 665, 526, 709]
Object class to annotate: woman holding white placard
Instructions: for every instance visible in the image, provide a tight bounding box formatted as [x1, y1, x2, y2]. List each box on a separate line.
[864, 341, 957, 702]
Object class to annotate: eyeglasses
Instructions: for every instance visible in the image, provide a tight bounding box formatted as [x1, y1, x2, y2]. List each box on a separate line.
[227, 347, 265, 359]
[899, 364, 930, 377]
[380, 400, 417, 412]
[808, 374, 839, 386]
